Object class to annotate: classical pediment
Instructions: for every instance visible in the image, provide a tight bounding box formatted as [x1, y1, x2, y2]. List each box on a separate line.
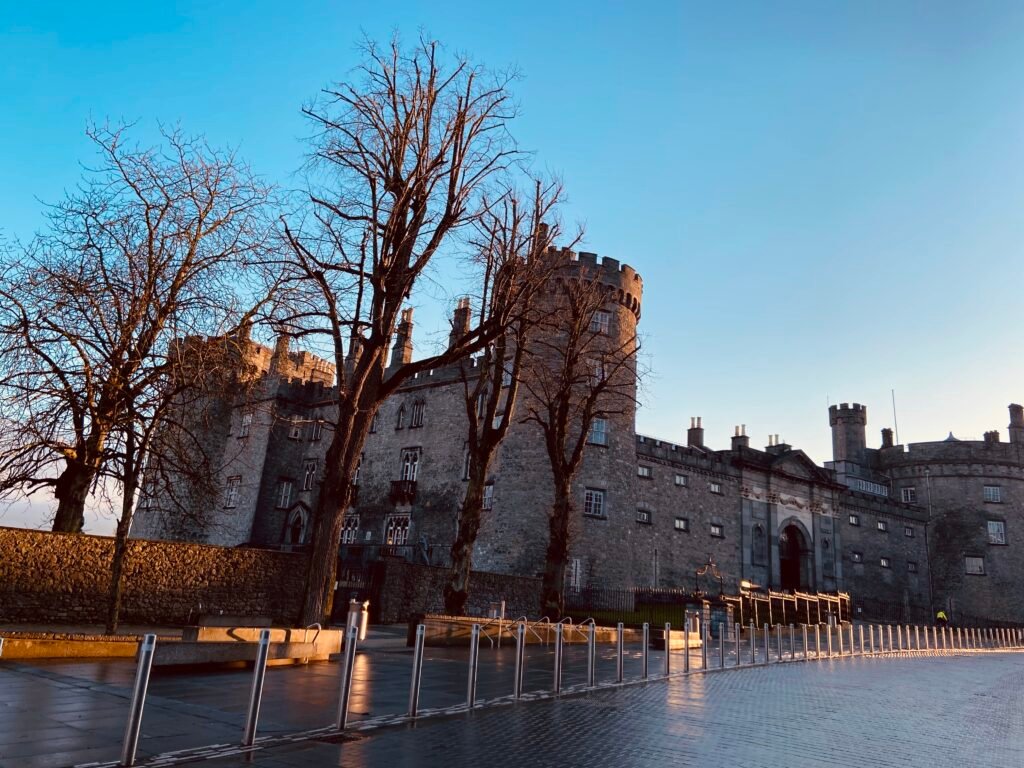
[770, 450, 832, 484]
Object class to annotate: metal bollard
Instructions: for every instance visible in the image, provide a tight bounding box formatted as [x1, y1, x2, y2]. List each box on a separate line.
[749, 622, 756, 664]
[467, 624, 481, 707]
[700, 619, 708, 670]
[120, 634, 157, 767]
[408, 624, 426, 718]
[514, 622, 526, 698]
[242, 629, 272, 746]
[869, 625, 875, 655]
[616, 622, 625, 683]
[802, 624, 809, 660]
[849, 624, 855, 656]
[0, 637, 4, 658]
[897, 624, 904, 652]
[837, 623, 844, 656]
[790, 624, 796, 661]
[663, 623, 671, 676]
[957, 627, 962, 650]
[826, 624, 833, 657]
[915, 625, 920, 651]
[735, 622, 742, 667]
[814, 624, 821, 659]
[641, 623, 649, 680]
[684, 619, 691, 673]
[719, 623, 725, 669]
[763, 623, 769, 663]
[336, 624, 358, 729]
[858, 624, 864, 655]
[587, 624, 597, 687]
[776, 624, 783, 662]
[887, 625, 893, 653]
[554, 624, 565, 693]
[941, 626, 947, 650]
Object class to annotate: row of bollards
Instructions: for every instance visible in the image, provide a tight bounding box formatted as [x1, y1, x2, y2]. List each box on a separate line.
[108, 620, 1024, 766]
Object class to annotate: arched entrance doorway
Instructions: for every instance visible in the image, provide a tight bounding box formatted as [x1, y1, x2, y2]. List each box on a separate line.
[779, 524, 809, 591]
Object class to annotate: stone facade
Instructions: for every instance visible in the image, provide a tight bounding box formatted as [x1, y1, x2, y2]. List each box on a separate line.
[132, 246, 1019, 623]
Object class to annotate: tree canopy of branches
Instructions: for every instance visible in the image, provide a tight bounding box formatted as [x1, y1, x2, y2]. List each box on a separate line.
[519, 270, 640, 618]
[0, 124, 272, 629]
[276, 37, 528, 624]
[442, 182, 576, 615]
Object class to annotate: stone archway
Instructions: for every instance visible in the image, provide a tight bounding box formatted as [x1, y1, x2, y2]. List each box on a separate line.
[778, 521, 812, 591]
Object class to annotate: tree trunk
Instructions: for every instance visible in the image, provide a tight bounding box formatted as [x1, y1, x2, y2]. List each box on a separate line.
[444, 473, 487, 615]
[540, 482, 573, 619]
[52, 464, 94, 533]
[105, 514, 132, 634]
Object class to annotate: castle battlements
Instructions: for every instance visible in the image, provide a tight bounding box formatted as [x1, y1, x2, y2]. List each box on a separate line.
[544, 246, 644, 320]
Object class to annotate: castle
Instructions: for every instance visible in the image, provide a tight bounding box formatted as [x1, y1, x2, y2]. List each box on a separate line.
[133, 248, 1024, 624]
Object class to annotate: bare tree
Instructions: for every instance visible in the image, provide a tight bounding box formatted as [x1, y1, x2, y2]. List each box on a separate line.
[275, 37, 527, 624]
[442, 182, 576, 615]
[518, 269, 640, 618]
[0, 124, 272, 628]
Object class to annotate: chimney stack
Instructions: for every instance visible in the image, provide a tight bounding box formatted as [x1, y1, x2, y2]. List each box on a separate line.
[984, 430, 1001, 445]
[731, 424, 749, 450]
[271, 334, 290, 373]
[880, 427, 894, 449]
[687, 417, 704, 449]
[390, 308, 415, 367]
[1009, 404, 1024, 444]
[448, 298, 472, 350]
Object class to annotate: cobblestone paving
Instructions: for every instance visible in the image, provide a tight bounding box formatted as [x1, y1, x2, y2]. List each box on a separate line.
[194, 653, 1024, 768]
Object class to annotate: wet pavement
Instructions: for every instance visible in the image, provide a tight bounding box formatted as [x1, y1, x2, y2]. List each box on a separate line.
[0, 626, 1019, 767]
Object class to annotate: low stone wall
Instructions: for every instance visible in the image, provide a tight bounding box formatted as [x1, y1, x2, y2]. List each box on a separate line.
[0, 527, 307, 625]
[372, 559, 543, 624]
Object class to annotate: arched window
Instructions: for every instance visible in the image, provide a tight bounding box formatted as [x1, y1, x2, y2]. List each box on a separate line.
[285, 508, 307, 545]
[396, 405, 406, 430]
[410, 400, 426, 428]
[752, 524, 766, 565]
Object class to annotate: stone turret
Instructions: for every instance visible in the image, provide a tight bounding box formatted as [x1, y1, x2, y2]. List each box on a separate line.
[829, 403, 867, 463]
[880, 427, 894, 449]
[390, 308, 414, 367]
[1008, 403, 1024, 444]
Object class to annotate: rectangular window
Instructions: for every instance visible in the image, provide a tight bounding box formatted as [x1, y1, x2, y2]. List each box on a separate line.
[589, 310, 611, 334]
[588, 418, 608, 446]
[636, 508, 652, 525]
[311, 418, 324, 441]
[880, 557, 890, 569]
[341, 515, 360, 545]
[674, 517, 690, 532]
[400, 448, 420, 482]
[396, 405, 407, 430]
[583, 488, 606, 518]
[385, 515, 411, 546]
[901, 487, 917, 504]
[239, 412, 253, 438]
[710, 523, 724, 538]
[877, 520, 888, 532]
[568, 557, 582, 589]
[462, 445, 471, 481]
[848, 514, 860, 526]
[277, 480, 293, 509]
[965, 555, 986, 575]
[370, 412, 379, 433]
[987, 520, 1006, 545]
[904, 526, 914, 538]
[352, 455, 362, 486]
[709, 482, 722, 494]
[984, 485, 1002, 503]
[410, 401, 426, 428]
[674, 474, 688, 487]
[302, 460, 317, 491]
[288, 416, 303, 440]
[223, 476, 241, 508]
[637, 465, 652, 479]
[851, 551, 863, 563]
[589, 359, 606, 386]
[482, 483, 494, 511]
[907, 561, 918, 573]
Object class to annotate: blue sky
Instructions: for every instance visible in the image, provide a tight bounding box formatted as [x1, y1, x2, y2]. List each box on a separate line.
[3, 2, 1024, 531]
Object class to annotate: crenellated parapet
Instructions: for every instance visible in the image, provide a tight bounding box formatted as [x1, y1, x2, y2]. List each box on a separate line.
[545, 246, 644, 320]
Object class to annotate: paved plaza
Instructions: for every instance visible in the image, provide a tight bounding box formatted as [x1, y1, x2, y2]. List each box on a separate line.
[0, 630, 1022, 768]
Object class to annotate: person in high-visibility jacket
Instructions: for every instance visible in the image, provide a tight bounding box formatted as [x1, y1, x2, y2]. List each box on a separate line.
[936, 609, 949, 626]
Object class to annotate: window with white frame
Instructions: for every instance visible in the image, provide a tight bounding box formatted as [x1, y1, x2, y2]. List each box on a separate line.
[674, 517, 689, 532]
[276, 479, 293, 509]
[904, 525, 914, 538]
[385, 515, 411, 546]
[476, 391, 488, 419]
[462, 445, 471, 481]
[880, 556, 891, 568]
[568, 557, 583, 589]
[588, 418, 608, 446]
[589, 310, 611, 335]
[583, 488, 606, 518]
[636, 508, 652, 525]
[589, 359, 606, 386]
[400, 448, 420, 482]
[849, 514, 860, 526]
[710, 523, 724, 538]
[851, 551, 863, 563]
[907, 561, 918, 573]
[674, 474, 688, 487]
[637, 465, 652, 479]
[987, 520, 1006, 545]
[396, 405, 406, 430]
[302, 460, 317, 491]
[984, 485, 1002, 503]
[311, 418, 324, 441]
[239, 412, 253, 438]
[965, 555, 986, 575]
[877, 520, 888, 532]
[901, 487, 917, 504]
[482, 483, 494, 510]
[341, 515, 360, 545]
[410, 400, 426, 428]
[352, 454, 362, 486]
[288, 416, 303, 440]
[223, 476, 241, 508]
[709, 482, 723, 494]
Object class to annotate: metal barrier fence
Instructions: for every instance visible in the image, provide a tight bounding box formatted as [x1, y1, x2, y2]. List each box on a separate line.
[5, 620, 1023, 767]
